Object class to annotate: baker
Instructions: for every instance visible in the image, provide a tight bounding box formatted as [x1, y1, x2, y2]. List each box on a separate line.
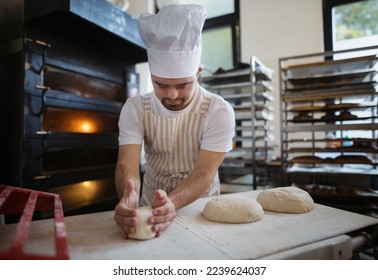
[113, 4, 235, 239]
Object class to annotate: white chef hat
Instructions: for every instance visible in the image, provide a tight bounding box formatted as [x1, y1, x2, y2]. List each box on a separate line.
[137, 4, 206, 78]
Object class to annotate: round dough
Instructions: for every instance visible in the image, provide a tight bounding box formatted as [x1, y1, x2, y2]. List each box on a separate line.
[202, 196, 264, 224]
[257, 186, 314, 213]
[128, 206, 156, 240]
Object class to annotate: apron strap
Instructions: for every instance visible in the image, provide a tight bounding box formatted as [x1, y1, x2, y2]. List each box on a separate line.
[199, 91, 212, 114]
[143, 94, 151, 111]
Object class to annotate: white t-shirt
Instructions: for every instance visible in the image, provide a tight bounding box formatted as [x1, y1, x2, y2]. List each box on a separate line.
[118, 85, 235, 153]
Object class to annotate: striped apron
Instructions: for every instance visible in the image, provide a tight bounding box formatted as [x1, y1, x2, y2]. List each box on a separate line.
[140, 90, 220, 206]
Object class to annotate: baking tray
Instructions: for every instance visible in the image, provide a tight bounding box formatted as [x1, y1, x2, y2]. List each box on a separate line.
[282, 54, 378, 78]
[0, 185, 69, 259]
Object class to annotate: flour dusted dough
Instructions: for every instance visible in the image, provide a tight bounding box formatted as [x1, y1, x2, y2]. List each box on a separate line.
[202, 196, 264, 224]
[257, 186, 314, 213]
[128, 206, 156, 240]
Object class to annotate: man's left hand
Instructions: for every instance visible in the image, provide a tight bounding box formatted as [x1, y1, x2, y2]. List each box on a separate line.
[150, 190, 176, 237]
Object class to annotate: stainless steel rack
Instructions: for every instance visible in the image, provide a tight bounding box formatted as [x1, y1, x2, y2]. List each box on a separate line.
[279, 46, 378, 216]
[202, 57, 276, 189]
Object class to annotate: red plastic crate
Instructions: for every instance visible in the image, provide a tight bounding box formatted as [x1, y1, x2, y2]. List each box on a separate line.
[0, 185, 69, 259]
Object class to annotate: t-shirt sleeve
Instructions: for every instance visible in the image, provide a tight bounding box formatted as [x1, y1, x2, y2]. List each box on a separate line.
[118, 96, 144, 145]
[201, 96, 235, 152]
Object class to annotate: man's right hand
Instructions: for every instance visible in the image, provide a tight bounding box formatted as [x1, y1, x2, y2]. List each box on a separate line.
[113, 179, 139, 238]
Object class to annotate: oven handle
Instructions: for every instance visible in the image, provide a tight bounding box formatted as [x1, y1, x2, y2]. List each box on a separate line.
[34, 175, 50, 180]
[24, 38, 51, 74]
[33, 85, 51, 115]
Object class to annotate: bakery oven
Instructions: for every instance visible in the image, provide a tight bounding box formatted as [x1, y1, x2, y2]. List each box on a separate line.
[0, 0, 146, 217]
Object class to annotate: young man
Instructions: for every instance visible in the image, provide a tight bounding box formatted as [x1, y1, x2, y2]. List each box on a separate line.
[114, 4, 235, 238]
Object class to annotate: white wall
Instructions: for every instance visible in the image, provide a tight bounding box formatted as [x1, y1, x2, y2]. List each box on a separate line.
[240, 0, 324, 157]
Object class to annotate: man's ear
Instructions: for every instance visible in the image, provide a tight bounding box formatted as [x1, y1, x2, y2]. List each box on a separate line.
[197, 65, 204, 75]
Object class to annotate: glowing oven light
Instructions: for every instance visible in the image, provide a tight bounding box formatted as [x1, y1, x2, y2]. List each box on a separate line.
[79, 180, 99, 200]
[78, 120, 96, 133]
[82, 181, 92, 188]
[81, 122, 92, 132]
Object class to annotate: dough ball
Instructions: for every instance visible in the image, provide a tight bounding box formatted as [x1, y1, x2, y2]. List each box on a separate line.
[202, 196, 264, 224]
[128, 206, 156, 240]
[257, 186, 314, 213]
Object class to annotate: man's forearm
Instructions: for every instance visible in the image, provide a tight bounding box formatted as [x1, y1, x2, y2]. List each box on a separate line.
[167, 169, 214, 210]
[115, 144, 142, 199]
[168, 149, 225, 210]
[115, 163, 141, 198]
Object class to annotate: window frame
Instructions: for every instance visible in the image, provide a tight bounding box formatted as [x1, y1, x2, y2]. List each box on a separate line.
[202, 0, 240, 67]
[155, 0, 240, 70]
[323, 0, 370, 52]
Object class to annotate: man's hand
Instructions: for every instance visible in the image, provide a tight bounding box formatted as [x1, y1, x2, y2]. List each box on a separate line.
[150, 190, 176, 237]
[113, 179, 139, 238]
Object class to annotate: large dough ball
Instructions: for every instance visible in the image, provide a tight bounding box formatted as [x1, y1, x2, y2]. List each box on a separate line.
[128, 206, 156, 240]
[257, 186, 314, 213]
[202, 196, 264, 224]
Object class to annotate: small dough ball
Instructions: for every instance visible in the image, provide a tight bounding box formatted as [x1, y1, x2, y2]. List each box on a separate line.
[202, 196, 264, 224]
[257, 186, 314, 213]
[128, 206, 156, 240]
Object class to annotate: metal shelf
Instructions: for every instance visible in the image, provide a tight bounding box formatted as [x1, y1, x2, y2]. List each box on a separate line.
[203, 56, 275, 189]
[280, 46, 378, 194]
[283, 123, 377, 132]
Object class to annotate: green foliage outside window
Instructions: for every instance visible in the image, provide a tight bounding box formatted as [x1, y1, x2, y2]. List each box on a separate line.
[335, 0, 378, 41]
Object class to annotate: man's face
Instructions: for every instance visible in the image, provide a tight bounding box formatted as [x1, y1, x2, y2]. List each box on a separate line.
[151, 73, 199, 111]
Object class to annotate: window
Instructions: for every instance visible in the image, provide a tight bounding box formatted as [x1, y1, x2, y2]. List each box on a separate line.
[202, 25, 234, 74]
[323, 0, 378, 55]
[202, 1, 240, 76]
[156, 0, 240, 77]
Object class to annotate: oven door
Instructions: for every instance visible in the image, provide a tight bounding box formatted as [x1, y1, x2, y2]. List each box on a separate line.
[21, 33, 138, 215]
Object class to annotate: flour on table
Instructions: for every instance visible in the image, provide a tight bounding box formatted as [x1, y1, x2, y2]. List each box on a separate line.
[257, 186, 314, 213]
[202, 196, 264, 223]
[128, 206, 156, 240]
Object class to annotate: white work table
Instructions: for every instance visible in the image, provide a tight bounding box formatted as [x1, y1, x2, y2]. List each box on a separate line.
[1, 190, 377, 259]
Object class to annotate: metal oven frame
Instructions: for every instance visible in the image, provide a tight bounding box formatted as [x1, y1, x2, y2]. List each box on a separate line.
[0, 0, 147, 216]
